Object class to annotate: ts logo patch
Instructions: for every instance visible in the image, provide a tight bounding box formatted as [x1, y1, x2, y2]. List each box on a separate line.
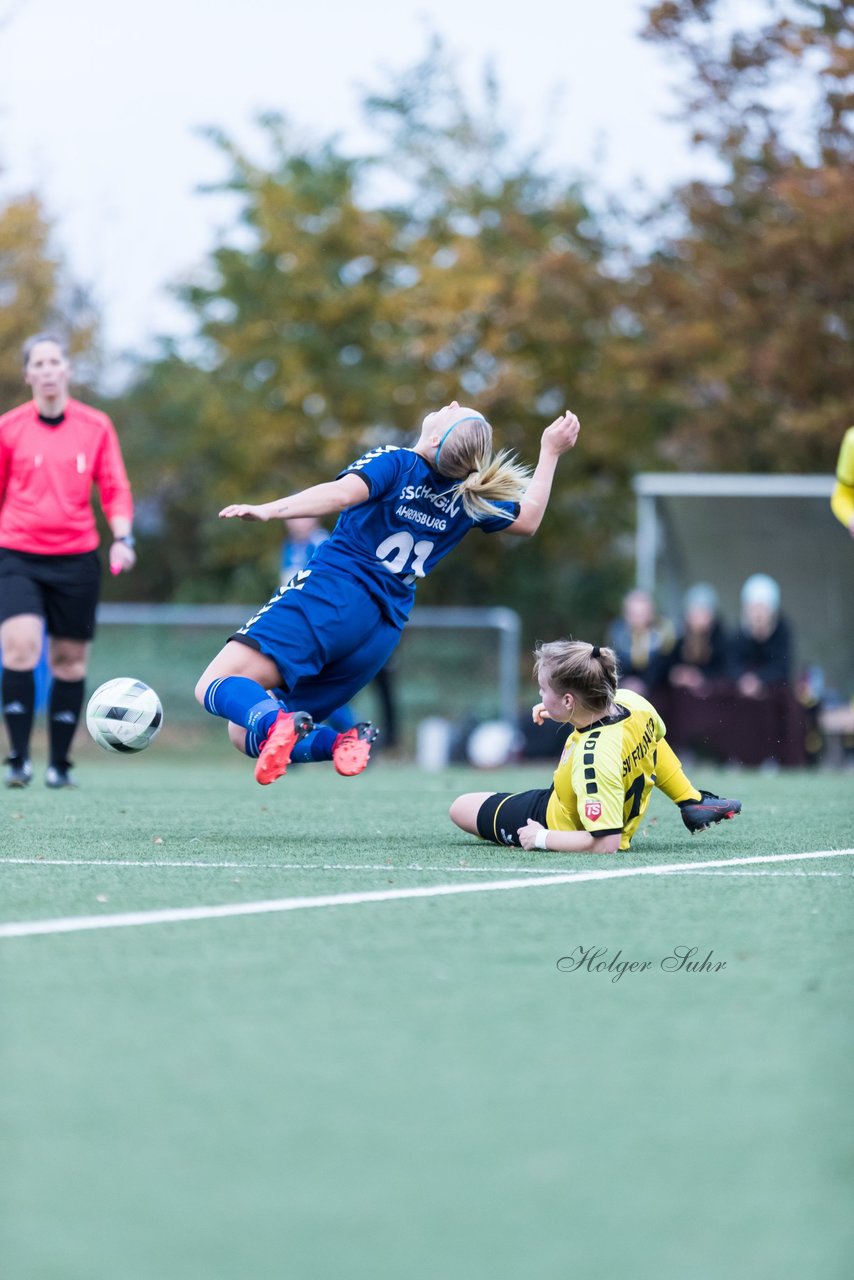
[584, 799, 603, 821]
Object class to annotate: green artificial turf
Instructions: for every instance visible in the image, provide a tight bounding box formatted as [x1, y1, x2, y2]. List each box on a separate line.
[1, 749, 853, 1280]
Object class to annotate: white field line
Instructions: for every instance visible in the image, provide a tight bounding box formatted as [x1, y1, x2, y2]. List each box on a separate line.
[0, 858, 577, 875]
[1, 848, 852, 941]
[3, 857, 851, 879]
[674, 869, 851, 877]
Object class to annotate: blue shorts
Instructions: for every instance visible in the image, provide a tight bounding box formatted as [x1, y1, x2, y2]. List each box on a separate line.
[229, 568, 401, 722]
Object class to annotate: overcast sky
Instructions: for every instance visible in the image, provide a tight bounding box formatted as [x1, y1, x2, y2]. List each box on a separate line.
[1, 0, 707, 362]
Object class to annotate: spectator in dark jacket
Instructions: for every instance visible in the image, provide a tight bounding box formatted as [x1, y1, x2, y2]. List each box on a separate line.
[667, 583, 730, 693]
[606, 588, 674, 696]
[730, 573, 792, 696]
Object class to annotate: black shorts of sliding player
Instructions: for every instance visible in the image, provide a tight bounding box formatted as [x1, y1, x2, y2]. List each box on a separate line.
[476, 786, 553, 847]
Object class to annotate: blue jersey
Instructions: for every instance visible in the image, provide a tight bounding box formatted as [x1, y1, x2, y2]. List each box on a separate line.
[305, 446, 520, 626]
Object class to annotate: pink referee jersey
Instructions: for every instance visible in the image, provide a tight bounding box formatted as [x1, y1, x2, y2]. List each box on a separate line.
[0, 397, 133, 555]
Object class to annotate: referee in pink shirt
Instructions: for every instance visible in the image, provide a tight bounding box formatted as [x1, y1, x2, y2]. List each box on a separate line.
[0, 333, 135, 787]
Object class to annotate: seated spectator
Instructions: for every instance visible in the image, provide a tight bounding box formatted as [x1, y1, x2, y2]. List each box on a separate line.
[606, 588, 674, 696]
[730, 573, 791, 696]
[660, 572, 807, 767]
[667, 583, 729, 693]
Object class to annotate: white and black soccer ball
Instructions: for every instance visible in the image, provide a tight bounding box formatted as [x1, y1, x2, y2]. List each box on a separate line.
[466, 719, 522, 769]
[86, 678, 163, 753]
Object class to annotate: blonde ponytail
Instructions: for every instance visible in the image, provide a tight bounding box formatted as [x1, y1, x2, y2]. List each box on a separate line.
[434, 417, 531, 520]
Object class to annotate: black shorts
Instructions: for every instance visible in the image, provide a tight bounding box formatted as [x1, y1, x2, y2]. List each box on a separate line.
[476, 786, 553, 847]
[0, 548, 102, 641]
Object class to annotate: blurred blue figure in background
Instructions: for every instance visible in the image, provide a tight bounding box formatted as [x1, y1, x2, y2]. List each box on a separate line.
[279, 515, 331, 591]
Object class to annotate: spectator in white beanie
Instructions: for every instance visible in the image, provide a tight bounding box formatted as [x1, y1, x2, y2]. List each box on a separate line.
[731, 573, 791, 697]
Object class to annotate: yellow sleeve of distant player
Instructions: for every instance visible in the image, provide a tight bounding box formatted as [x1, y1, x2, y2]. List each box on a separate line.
[832, 428, 854, 529]
[831, 482, 854, 529]
[571, 733, 624, 835]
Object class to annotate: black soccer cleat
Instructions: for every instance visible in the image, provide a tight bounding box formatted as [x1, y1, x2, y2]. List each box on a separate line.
[678, 790, 742, 834]
[4, 757, 33, 789]
[45, 764, 78, 789]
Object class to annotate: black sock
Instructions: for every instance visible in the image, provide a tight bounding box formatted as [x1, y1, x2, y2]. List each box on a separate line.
[48, 678, 85, 768]
[2, 668, 36, 763]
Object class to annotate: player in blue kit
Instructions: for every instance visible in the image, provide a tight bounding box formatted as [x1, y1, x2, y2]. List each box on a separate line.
[195, 401, 580, 784]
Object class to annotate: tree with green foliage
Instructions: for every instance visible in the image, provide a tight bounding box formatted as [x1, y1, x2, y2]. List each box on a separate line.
[617, 0, 854, 471]
[0, 193, 97, 410]
[121, 48, 625, 628]
[119, 123, 410, 601]
[118, 11, 851, 632]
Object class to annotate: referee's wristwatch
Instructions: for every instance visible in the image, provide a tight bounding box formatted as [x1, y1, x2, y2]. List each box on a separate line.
[115, 534, 136, 549]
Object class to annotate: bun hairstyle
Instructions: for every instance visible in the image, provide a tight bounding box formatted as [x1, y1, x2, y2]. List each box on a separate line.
[433, 414, 531, 521]
[534, 639, 618, 713]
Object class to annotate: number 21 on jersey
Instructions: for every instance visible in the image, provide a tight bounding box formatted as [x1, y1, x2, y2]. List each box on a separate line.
[375, 532, 434, 584]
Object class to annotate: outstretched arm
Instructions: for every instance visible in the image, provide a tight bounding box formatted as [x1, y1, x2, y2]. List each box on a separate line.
[517, 819, 621, 854]
[506, 410, 580, 538]
[219, 473, 370, 522]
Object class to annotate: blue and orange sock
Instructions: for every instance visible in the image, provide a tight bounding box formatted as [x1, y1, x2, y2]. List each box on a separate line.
[244, 723, 337, 763]
[203, 676, 282, 741]
[289, 724, 338, 764]
[324, 705, 356, 734]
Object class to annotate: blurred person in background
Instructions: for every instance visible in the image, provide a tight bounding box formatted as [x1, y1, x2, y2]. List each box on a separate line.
[279, 514, 330, 589]
[721, 573, 808, 767]
[730, 573, 791, 697]
[667, 582, 730, 693]
[657, 582, 732, 763]
[830, 425, 854, 539]
[0, 333, 135, 789]
[605, 587, 674, 697]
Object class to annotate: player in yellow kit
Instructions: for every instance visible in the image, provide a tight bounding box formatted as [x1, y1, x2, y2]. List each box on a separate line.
[449, 639, 742, 854]
[831, 426, 854, 538]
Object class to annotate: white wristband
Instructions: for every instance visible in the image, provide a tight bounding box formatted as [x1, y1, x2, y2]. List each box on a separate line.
[534, 828, 550, 851]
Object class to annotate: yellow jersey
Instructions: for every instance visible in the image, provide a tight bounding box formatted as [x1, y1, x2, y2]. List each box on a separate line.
[831, 426, 854, 530]
[546, 688, 666, 851]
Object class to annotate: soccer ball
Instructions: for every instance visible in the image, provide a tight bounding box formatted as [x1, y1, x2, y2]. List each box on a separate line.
[466, 719, 522, 769]
[86, 678, 163, 753]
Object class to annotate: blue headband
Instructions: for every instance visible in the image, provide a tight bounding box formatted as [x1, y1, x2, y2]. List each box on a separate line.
[434, 415, 485, 468]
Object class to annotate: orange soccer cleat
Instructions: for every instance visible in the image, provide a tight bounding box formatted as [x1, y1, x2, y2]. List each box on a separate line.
[254, 710, 314, 785]
[332, 722, 379, 777]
